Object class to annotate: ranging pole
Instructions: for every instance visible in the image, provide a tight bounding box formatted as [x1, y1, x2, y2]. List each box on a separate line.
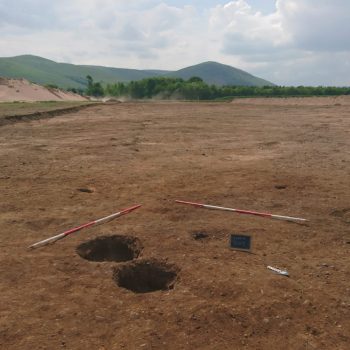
[175, 200, 307, 223]
[28, 204, 142, 249]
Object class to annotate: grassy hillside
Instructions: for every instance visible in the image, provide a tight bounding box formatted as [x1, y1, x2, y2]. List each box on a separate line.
[168, 61, 274, 86]
[0, 55, 274, 89]
[0, 55, 161, 89]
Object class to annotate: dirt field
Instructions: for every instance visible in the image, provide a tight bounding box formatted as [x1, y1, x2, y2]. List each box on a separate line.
[0, 99, 349, 349]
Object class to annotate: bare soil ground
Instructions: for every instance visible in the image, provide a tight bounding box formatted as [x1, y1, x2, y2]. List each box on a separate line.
[0, 100, 349, 349]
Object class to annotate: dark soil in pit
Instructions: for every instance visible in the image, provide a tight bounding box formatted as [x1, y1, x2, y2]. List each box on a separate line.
[191, 231, 209, 240]
[113, 259, 179, 293]
[77, 187, 94, 193]
[76, 235, 142, 262]
[330, 208, 350, 223]
[275, 185, 287, 190]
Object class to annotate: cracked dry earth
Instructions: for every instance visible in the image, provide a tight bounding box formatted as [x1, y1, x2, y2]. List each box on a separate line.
[0, 99, 349, 349]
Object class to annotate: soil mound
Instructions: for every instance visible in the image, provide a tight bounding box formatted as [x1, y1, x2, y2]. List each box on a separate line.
[0, 78, 87, 102]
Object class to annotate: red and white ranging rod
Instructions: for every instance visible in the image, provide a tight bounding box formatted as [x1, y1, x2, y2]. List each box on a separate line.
[28, 204, 142, 249]
[175, 200, 307, 223]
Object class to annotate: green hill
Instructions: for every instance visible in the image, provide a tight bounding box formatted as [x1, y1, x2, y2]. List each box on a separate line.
[168, 61, 273, 86]
[0, 55, 274, 89]
[0, 55, 162, 89]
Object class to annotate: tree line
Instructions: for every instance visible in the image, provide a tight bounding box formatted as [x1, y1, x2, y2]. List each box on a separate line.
[68, 75, 350, 100]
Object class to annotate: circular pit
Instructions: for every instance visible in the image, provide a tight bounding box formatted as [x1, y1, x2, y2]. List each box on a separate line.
[113, 259, 178, 293]
[76, 235, 142, 262]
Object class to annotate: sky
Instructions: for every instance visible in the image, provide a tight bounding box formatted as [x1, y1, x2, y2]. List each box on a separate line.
[0, 0, 349, 86]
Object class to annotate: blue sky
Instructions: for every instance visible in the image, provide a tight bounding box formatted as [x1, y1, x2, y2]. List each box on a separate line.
[0, 0, 349, 85]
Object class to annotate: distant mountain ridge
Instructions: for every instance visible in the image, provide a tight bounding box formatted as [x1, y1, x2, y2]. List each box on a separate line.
[0, 55, 274, 89]
[169, 61, 272, 87]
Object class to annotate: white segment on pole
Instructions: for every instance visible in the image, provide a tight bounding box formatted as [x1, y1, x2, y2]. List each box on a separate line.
[95, 212, 123, 225]
[202, 204, 306, 222]
[269, 214, 307, 223]
[29, 232, 67, 249]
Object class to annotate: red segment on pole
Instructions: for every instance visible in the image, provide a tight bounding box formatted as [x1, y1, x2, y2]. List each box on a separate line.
[175, 200, 204, 208]
[62, 221, 95, 237]
[119, 204, 142, 214]
[232, 209, 272, 218]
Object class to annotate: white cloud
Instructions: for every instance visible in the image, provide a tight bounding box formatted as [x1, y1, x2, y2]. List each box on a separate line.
[210, 1, 288, 56]
[277, 0, 350, 51]
[208, 0, 350, 85]
[0, 0, 349, 85]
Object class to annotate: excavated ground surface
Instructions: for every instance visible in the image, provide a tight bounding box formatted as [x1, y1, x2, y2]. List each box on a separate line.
[0, 100, 349, 349]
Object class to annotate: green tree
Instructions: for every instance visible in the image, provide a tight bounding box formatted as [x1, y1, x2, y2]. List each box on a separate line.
[85, 75, 104, 97]
[188, 76, 203, 83]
